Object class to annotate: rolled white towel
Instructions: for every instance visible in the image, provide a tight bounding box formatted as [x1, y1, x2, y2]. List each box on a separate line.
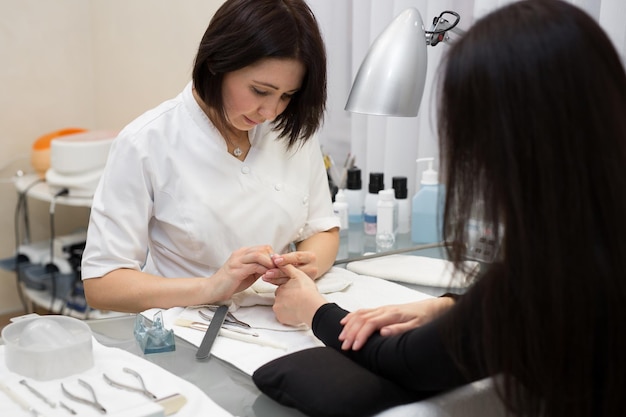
[347, 255, 479, 289]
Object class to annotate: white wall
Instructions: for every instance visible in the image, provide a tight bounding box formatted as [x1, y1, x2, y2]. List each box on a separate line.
[90, 0, 223, 128]
[0, 0, 224, 314]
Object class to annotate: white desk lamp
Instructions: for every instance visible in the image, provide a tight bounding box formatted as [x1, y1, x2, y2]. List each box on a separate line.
[345, 8, 462, 117]
[335, 8, 464, 263]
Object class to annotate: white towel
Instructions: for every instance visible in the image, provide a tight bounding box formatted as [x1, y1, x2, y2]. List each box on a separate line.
[148, 273, 432, 375]
[347, 255, 479, 289]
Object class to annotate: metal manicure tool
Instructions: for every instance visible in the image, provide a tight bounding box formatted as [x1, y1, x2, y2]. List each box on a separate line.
[61, 379, 107, 414]
[19, 379, 57, 408]
[198, 306, 251, 329]
[59, 401, 77, 415]
[103, 367, 157, 399]
[0, 381, 48, 417]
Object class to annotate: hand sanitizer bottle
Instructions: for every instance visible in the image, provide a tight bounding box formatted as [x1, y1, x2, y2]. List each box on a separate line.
[411, 158, 445, 244]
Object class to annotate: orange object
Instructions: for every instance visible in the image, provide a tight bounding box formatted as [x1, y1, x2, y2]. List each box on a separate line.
[31, 128, 87, 177]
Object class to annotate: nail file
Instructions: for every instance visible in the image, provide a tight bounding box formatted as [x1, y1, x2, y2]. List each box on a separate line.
[156, 393, 188, 416]
[195, 304, 228, 359]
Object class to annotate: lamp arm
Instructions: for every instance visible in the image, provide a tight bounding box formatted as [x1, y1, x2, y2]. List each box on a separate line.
[426, 10, 464, 47]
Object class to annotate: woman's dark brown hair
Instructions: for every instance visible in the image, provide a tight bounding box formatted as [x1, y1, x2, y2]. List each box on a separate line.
[439, 0, 626, 416]
[192, 0, 326, 148]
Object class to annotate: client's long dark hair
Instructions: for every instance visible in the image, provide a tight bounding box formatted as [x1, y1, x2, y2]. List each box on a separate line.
[439, 1, 626, 416]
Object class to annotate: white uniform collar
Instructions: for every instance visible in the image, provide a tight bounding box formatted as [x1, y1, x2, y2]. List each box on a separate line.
[183, 82, 260, 150]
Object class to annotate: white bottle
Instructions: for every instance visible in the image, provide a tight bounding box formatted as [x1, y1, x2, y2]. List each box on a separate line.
[411, 158, 445, 244]
[345, 168, 365, 255]
[392, 176, 410, 234]
[333, 189, 349, 236]
[364, 172, 384, 235]
[376, 189, 397, 250]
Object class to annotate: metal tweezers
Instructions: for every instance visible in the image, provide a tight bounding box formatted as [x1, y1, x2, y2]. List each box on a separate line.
[199, 306, 251, 329]
[103, 367, 156, 399]
[61, 379, 107, 414]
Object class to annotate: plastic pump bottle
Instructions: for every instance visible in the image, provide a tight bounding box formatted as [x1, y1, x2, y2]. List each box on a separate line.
[411, 158, 445, 244]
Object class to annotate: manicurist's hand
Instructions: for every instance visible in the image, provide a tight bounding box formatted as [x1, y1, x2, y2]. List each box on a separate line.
[83, 245, 280, 313]
[338, 297, 456, 351]
[212, 245, 277, 299]
[272, 263, 327, 327]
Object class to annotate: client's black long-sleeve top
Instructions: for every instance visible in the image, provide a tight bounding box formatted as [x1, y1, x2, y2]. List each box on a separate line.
[252, 278, 496, 417]
[311, 283, 489, 396]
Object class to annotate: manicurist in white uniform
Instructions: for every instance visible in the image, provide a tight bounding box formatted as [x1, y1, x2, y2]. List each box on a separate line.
[81, 0, 340, 313]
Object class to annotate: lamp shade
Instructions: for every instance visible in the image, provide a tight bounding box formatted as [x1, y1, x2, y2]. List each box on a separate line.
[345, 8, 428, 117]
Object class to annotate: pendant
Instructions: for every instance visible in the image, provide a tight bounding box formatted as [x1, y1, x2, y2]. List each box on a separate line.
[233, 147, 243, 157]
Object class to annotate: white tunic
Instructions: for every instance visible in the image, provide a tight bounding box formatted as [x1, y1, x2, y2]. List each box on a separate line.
[81, 83, 339, 279]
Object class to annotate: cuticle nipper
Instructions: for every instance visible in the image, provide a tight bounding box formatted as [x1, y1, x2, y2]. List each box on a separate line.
[103, 367, 157, 400]
[61, 379, 107, 414]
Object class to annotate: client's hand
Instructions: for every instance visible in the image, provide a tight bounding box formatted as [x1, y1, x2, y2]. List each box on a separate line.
[272, 263, 327, 327]
[338, 297, 455, 351]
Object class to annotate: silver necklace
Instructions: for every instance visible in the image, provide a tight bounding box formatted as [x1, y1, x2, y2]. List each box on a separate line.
[225, 135, 244, 157]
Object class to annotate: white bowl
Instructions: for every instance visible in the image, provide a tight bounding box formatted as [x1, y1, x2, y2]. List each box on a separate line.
[49, 130, 117, 175]
[2, 316, 94, 380]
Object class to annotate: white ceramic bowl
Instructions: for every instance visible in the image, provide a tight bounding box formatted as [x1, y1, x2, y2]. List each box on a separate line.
[49, 130, 117, 175]
[2, 316, 94, 380]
